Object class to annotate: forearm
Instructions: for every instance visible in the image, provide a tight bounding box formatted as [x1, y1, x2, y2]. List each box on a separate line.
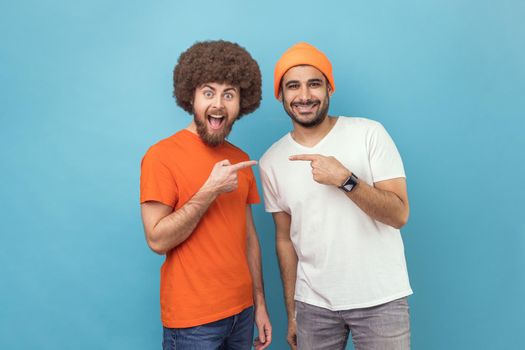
[346, 179, 408, 229]
[289, 154, 409, 229]
[247, 232, 266, 309]
[148, 186, 217, 253]
[276, 238, 298, 320]
[248, 222, 273, 349]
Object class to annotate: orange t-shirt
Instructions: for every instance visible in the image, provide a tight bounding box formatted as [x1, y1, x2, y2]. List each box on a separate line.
[140, 130, 260, 328]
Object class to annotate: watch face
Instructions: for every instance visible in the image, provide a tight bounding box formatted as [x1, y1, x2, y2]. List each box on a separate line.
[341, 174, 358, 192]
[343, 183, 354, 192]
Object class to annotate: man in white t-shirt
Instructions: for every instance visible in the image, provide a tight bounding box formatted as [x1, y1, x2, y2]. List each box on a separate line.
[259, 42, 412, 350]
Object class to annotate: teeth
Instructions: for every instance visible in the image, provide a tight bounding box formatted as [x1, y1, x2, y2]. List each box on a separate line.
[209, 115, 224, 119]
[293, 103, 318, 108]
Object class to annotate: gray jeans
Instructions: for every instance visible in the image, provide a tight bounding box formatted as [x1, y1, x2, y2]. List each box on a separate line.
[296, 297, 410, 350]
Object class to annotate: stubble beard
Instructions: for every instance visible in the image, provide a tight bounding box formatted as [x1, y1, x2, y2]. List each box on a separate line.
[283, 95, 330, 128]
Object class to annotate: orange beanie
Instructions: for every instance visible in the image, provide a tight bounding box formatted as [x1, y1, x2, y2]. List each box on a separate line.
[273, 42, 335, 99]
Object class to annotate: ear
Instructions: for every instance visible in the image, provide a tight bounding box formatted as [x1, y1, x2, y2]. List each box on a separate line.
[277, 88, 283, 102]
[328, 84, 334, 97]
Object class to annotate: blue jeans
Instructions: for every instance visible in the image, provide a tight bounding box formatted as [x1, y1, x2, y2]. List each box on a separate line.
[296, 297, 410, 350]
[162, 306, 255, 350]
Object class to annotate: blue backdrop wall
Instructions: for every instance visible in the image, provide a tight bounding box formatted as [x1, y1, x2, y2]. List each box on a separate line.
[1, 0, 524, 349]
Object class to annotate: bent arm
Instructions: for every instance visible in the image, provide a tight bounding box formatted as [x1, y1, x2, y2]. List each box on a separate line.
[289, 154, 409, 229]
[346, 176, 410, 229]
[140, 185, 218, 254]
[140, 159, 258, 254]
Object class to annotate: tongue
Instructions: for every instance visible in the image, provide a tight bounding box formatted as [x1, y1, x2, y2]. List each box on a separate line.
[209, 117, 223, 129]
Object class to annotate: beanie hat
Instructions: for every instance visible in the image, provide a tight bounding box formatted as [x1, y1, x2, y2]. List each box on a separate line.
[273, 42, 335, 99]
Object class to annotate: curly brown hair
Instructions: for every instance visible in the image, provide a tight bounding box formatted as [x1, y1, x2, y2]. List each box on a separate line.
[173, 40, 262, 118]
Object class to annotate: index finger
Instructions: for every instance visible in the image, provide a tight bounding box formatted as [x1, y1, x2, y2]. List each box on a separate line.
[230, 160, 257, 171]
[289, 154, 321, 161]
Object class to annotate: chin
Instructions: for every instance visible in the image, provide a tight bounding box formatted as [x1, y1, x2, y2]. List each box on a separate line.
[200, 129, 230, 147]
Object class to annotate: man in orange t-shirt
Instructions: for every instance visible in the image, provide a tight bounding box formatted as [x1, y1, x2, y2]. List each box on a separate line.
[140, 40, 272, 350]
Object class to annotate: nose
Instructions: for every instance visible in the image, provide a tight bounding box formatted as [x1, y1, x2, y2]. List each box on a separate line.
[212, 94, 224, 109]
[298, 85, 311, 101]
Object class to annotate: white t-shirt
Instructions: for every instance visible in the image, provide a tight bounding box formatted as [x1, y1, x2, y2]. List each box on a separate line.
[259, 117, 412, 310]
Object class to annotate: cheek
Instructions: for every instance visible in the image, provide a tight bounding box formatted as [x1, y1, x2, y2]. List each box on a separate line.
[193, 106, 206, 118]
[226, 101, 240, 115]
[192, 98, 207, 113]
[281, 95, 294, 107]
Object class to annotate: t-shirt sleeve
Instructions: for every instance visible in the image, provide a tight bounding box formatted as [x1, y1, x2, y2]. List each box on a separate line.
[246, 167, 261, 205]
[368, 123, 406, 183]
[259, 162, 284, 213]
[140, 146, 178, 207]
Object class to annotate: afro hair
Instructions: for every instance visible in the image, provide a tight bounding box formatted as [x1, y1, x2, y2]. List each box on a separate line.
[173, 40, 262, 118]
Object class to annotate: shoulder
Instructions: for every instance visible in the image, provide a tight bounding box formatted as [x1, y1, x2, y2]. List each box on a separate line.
[143, 131, 186, 160]
[336, 117, 389, 144]
[337, 116, 383, 131]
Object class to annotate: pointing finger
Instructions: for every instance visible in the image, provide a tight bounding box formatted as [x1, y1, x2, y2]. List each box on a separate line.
[289, 154, 321, 161]
[230, 160, 257, 171]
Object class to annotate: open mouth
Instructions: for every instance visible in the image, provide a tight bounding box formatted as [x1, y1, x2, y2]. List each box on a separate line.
[207, 114, 226, 130]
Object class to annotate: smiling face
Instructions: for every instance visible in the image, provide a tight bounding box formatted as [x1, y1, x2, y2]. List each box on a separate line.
[192, 82, 241, 147]
[280, 65, 332, 128]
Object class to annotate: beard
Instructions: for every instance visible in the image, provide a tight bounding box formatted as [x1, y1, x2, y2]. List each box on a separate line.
[283, 95, 330, 128]
[193, 113, 235, 147]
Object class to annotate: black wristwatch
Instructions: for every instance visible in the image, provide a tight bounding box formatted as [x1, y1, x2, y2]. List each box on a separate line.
[340, 173, 359, 193]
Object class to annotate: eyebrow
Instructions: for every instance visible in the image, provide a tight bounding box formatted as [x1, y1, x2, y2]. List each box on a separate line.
[308, 78, 324, 84]
[200, 84, 238, 93]
[285, 78, 324, 87]
[285, 80, 300, 87]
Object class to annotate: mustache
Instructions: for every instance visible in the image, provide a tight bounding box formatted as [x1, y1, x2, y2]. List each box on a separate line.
[292, 99, 320, 107]
[208, 108, 227, 116]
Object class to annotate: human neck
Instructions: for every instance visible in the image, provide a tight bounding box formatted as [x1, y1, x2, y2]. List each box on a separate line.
[291, 116, 338, 147]
[186, 121, 198, 134]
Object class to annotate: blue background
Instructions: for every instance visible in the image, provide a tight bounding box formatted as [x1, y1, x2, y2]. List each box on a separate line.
[1, 0, 524, 349]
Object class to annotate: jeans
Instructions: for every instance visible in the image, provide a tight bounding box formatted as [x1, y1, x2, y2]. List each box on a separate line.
[296, 297, 410, 350]
[162, 306, 255, 350]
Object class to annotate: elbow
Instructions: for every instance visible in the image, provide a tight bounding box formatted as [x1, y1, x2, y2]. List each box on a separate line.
[392, 209, 409, 229]
[148, 240, 167, 255]
[146, 234, 168, 255]
[150, 245, 167, 255]
[392, 219, 407, 230]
